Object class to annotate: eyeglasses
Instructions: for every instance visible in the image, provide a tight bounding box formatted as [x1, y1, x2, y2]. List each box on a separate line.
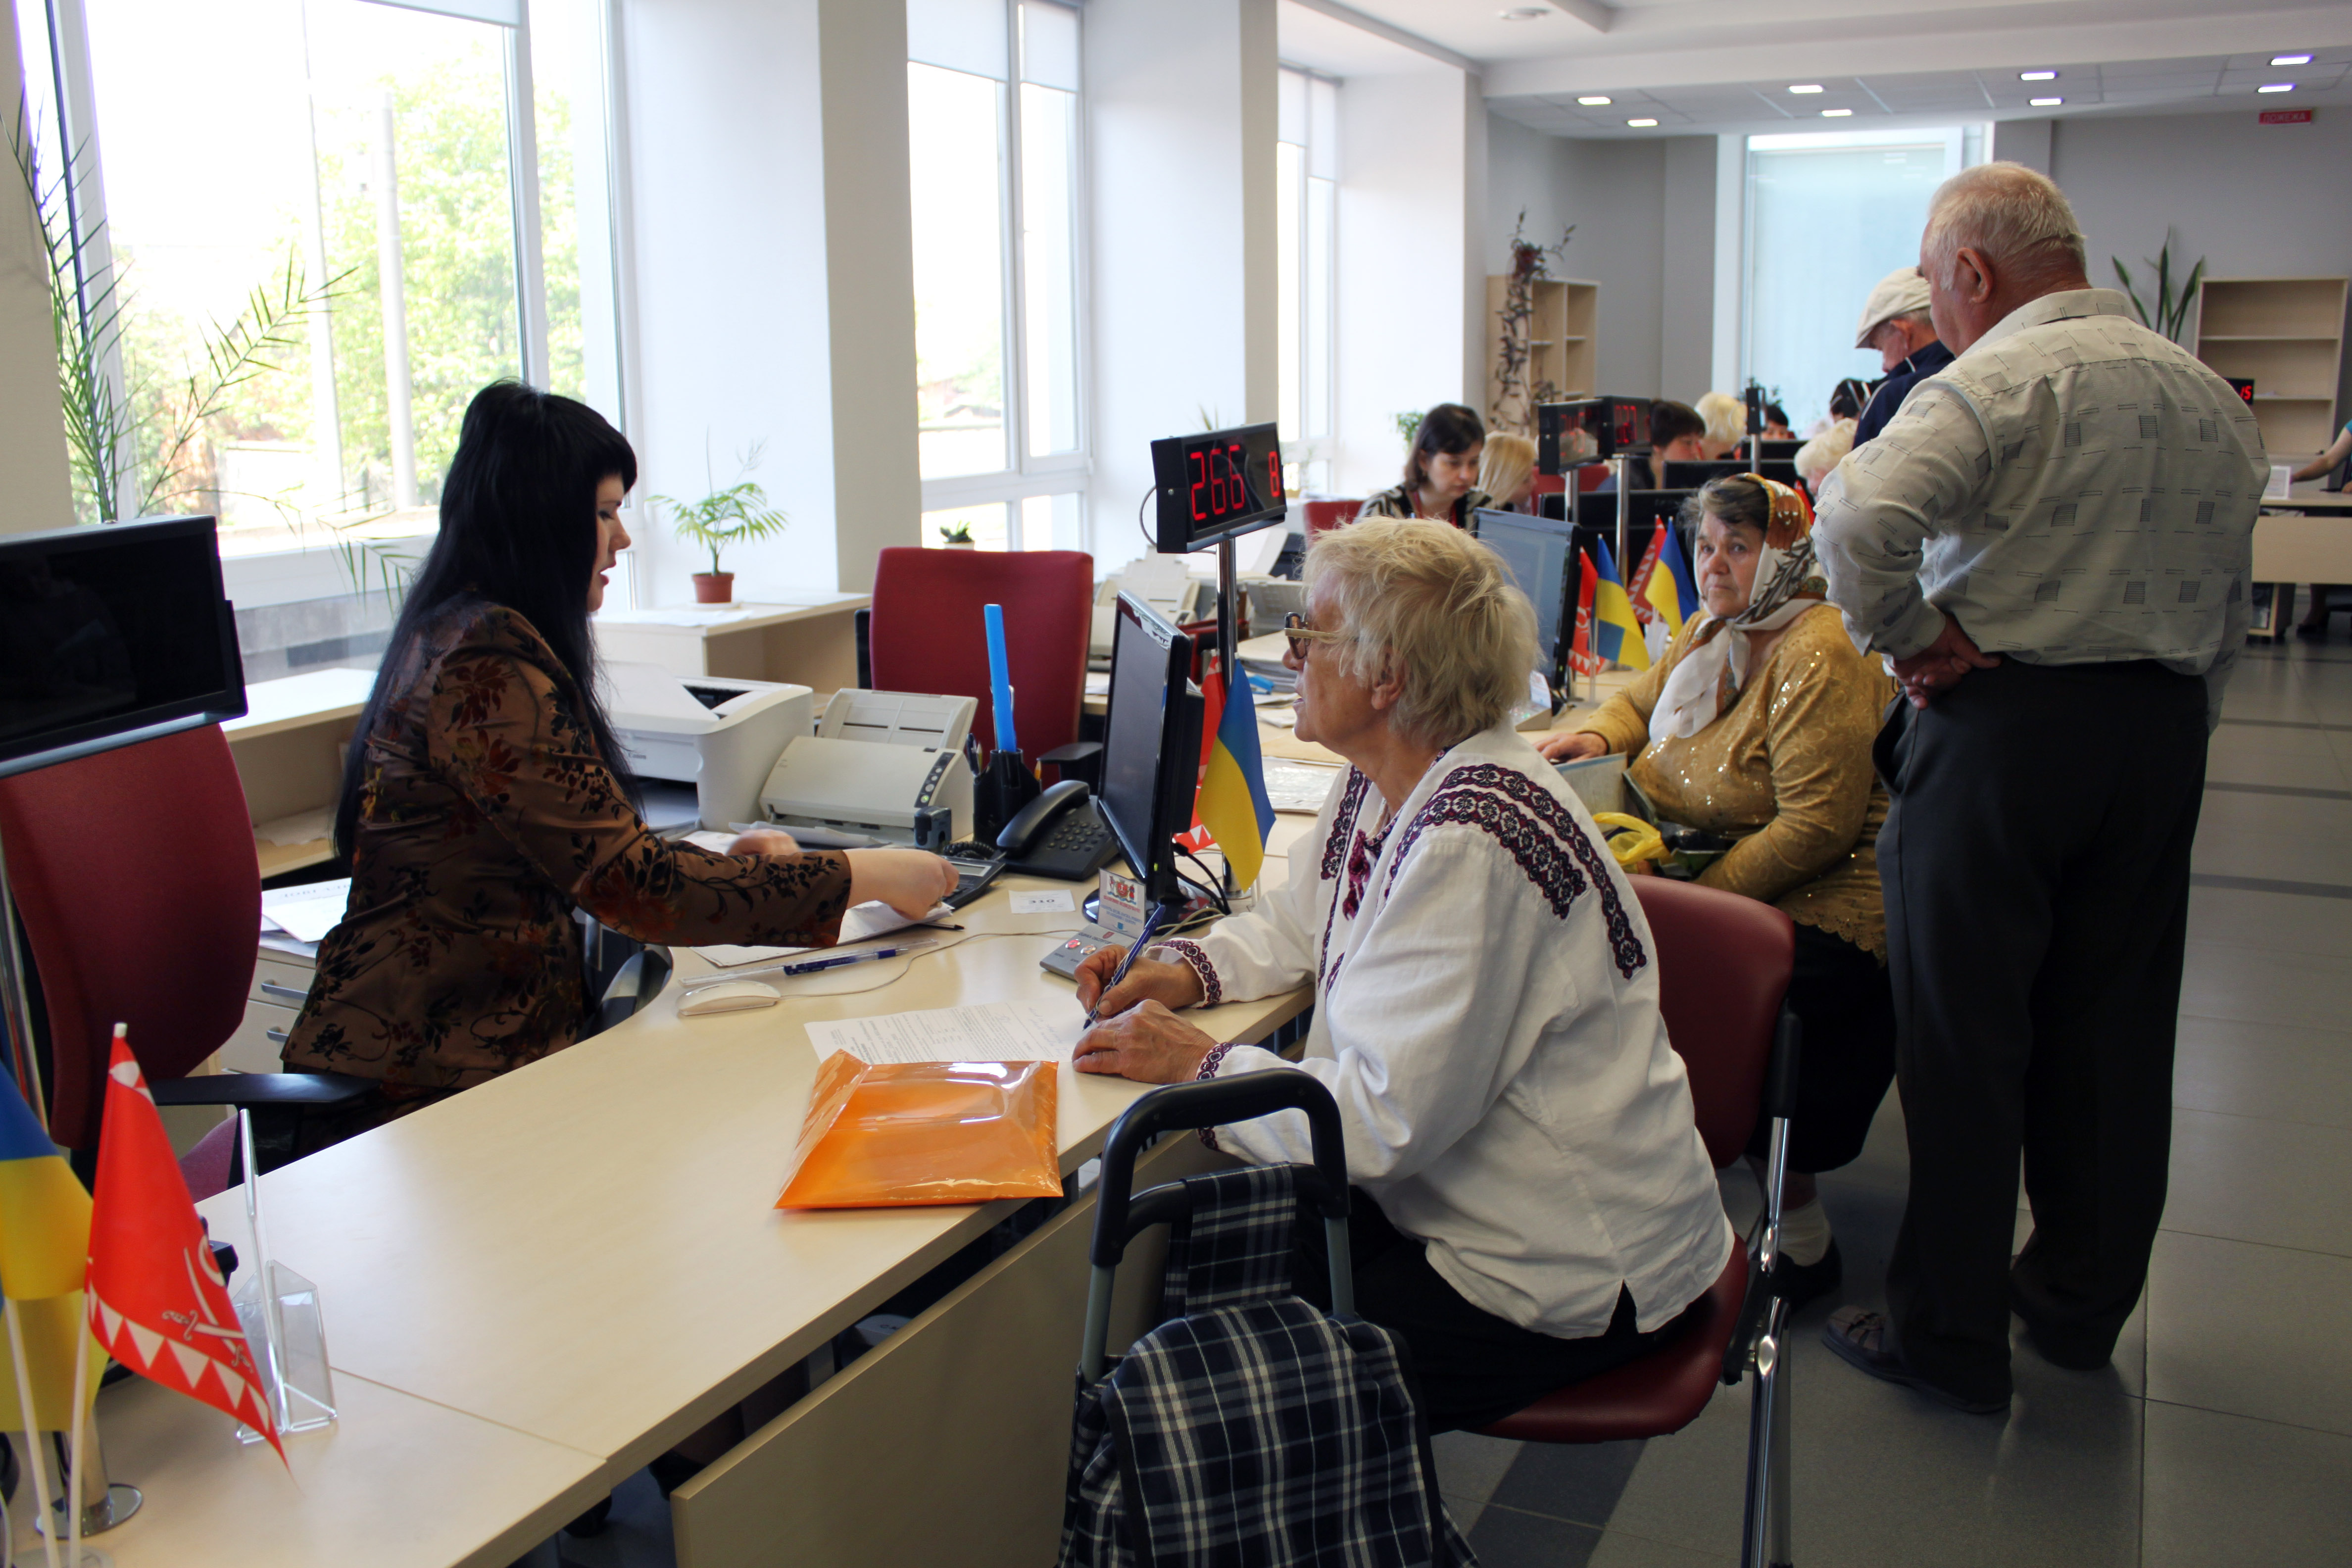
[1282, 611, 1349, 659]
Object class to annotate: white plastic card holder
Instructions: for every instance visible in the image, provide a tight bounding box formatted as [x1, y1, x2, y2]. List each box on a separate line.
[231, 1113, 336, 1443]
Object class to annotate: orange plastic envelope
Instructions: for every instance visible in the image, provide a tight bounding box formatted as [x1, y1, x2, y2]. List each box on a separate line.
[775, 1050, 1063, 1209]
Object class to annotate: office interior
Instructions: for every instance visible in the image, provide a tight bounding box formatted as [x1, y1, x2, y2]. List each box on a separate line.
[0, 0, 2348, 1564]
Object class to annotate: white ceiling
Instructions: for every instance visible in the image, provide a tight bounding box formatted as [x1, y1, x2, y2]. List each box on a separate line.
[1281, 0, 2352, 137]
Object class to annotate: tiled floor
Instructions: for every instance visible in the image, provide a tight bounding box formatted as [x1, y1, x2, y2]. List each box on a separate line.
[1434, 637, 2352, 1567]
[521, 641, 2352, 1568]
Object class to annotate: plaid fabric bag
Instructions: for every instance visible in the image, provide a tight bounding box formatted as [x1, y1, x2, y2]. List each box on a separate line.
[1057, 1166, 1475, 1568]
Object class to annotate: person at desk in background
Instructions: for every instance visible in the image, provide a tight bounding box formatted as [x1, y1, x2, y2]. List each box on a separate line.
[2287, 418, 2352, 637]
[1851, 265, 1953, 448]
[1069, 519, 1733, 1432]
[1358, 403, 1493, 527]
[1534, 475, 1896, 1307]
[1593, 400, 1710, 493]
[1477, 432, 1539, 514]
[1762, 401, 1795, 441]
[283, 383, 957, 1144]
[1694, 391, 1748, 460]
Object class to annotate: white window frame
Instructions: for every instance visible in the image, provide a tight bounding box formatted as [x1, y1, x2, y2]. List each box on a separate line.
[913, 0, 1092, 550]
[1274, 63, 1336, 487]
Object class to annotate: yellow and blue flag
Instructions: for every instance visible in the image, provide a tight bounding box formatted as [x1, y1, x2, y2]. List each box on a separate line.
[0, 1064, 98, 1431]
[1646, 526, 1700, 636]
[1193, 668, 1277, 889]
[1591, 540, 1651, 671]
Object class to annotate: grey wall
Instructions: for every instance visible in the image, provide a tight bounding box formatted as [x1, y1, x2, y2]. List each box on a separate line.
[1485, 116, 1722, 405]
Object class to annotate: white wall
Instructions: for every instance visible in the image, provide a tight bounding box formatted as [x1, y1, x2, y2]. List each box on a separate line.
[620, 0, 919, 602]
[1332, 63, 1477, 496]
[0, 1, 76, 536]
[1084, 0, 1278, 561]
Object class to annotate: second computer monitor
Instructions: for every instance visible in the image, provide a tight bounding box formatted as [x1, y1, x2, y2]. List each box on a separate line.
[1099, 592, 1206, 909]
[1471, 508, 1577, 701]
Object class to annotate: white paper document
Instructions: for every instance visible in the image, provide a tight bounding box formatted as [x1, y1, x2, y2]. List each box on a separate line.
[805, 999, 1082, 1065]
[694, 901, 953, 968]
[259, 880, 351, 943]
[1262, 758, 1344, 814]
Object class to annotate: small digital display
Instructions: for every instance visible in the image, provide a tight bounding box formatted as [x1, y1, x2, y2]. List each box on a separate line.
[1151, 423, 1286, 553]
[2226, 376, 2255, 405]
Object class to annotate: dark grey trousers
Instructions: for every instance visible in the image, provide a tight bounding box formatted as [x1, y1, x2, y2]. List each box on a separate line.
[1875, 656, 2207, 1404]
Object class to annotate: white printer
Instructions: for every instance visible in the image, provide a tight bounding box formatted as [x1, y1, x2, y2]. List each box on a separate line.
[756, 689, 978, 849]
[600, 662, 813, 831]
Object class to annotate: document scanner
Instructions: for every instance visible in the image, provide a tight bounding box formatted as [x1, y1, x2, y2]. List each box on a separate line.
[601, 662, 813, 831]
[756, 689, 978, 849]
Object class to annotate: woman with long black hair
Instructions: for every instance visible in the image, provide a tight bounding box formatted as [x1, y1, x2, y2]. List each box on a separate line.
[284, 384, 955, 1135]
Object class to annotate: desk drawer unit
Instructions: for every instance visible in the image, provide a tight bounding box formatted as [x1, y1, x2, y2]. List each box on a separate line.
[228, 954, 318, 1074]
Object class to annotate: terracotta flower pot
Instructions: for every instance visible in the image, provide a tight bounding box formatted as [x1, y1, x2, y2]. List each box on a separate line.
[691, 572, 735, 604]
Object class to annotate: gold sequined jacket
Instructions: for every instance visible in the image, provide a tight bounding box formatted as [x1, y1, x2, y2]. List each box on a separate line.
[1567, 604, 1895, 956]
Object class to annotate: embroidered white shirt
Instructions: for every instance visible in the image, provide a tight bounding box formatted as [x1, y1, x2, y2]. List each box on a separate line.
[1813, 288, 2264, 725]
[1156, 724, 1733, 1338]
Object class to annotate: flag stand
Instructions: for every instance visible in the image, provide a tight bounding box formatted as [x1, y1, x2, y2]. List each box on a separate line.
[230, 1112, 336, 1443]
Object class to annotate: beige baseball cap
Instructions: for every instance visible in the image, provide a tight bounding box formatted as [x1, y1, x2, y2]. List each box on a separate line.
[1854, 266, 1933, 349]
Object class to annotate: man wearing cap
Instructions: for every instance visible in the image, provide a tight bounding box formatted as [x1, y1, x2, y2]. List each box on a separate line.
[1851, 265, 1953, 447]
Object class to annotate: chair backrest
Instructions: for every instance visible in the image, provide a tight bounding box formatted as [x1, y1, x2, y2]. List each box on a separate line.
[868, 547, 1093, 759]
[1301, 499, 1360, 538]
[0, 725, 261, 1149]
[1630, 877, 1792, 1168]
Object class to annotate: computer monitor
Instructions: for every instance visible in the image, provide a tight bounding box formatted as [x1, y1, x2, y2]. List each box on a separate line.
[0, 515, 246, 780]
[1471, 508, 1577, 703]
[1573, 489, 1695, 535]
[1098, 592, 1205, 908]
[1661, 459, 1801, 490]
[1757, 439, 1803, 461]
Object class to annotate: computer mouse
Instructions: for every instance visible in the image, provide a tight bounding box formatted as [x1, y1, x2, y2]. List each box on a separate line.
[677, 980, 782, 1017]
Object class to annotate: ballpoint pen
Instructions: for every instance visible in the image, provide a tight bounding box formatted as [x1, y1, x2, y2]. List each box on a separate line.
[684, 938, 942, 988]
[1082, 902, 1173, 1027]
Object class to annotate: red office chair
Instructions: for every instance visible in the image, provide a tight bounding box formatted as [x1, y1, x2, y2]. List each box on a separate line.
[1300, 498, 1361, 539]
[865, 547, 1094, 768]
[1575, 463, 1612, 493]
[1477, 877, 1800, 1568]
[0, 726, 372, 1182]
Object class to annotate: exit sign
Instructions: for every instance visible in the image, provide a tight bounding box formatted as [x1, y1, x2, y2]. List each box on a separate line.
[2261, 108, 2313, 125]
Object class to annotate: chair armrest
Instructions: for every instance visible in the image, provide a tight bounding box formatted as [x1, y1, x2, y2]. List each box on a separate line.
[151, 1073, 377, 1109]
[592, 945, 674, 1037]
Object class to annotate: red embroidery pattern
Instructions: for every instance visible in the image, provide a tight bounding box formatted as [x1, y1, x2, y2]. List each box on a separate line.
[1341, 819, 1395, 921]
[1387, 763, 1648, 979]
[1159, 938, 1224, 1007]
[1319, 770, 1371, 882]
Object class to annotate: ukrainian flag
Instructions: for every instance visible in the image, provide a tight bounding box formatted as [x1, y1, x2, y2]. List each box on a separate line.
[0, 1065, 98, 1431]
[1591, 540, 1651, 671]
[1196, 669, 1276, 889]
[1647, 526, 1701, 635]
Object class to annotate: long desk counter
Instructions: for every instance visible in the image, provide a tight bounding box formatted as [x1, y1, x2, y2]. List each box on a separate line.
[77, 835, 1316, 1568]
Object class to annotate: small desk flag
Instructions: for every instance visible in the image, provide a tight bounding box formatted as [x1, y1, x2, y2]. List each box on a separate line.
[1591, 540, 1651, 671]
[1188, 665, 1276, 889]
[0, 1062, 98, 1432]
[1567, 551, 1602, 678]
[84, 1028, 284, 1461]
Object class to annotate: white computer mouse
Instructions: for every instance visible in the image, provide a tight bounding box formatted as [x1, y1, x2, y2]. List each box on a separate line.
[676, 980, 782, 1017]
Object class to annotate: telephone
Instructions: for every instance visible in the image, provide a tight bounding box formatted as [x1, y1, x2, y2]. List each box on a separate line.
[996, 779, 1122, 881]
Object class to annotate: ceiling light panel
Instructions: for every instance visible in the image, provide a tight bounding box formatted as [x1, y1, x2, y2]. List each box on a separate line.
[1788, 84, 1823, 94]
[1576, 95, 1611, 105]
[2258, 83, 2295, 93]
[2271, 54, 2313, 66]
[1820, 107, 1853, 117]
[2020, 70, 2058, 81]
[1626, 117, 1659, 127]
[2029, 97, 2063, 106]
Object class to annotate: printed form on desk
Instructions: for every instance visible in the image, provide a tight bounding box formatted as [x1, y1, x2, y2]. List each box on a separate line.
[806, 999, 1082, 1065]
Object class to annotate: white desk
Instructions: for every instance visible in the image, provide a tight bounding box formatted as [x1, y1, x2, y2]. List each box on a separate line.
[222, 668, 381, 879]
[74, 850, 1312, 1568]
[593, 597, 871, 694]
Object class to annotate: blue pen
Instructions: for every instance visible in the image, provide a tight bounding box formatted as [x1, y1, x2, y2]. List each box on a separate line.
[983, 602, 1019, 756]
[779, 939, 941, 976]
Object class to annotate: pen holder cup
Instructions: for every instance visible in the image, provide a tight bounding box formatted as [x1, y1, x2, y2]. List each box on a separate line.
[974, 748, 1042, 842]
[232, 1261, 337, 1441]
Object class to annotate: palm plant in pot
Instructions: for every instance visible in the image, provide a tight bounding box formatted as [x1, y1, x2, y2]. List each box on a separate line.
[653, 445, 789, 604]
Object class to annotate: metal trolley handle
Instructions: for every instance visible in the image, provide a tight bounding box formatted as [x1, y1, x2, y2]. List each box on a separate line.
[1079, 1074, 1355, 1381]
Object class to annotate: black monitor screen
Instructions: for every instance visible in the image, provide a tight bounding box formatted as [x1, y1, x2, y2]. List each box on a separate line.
[1472, 509, 1576, 691]
[1661, 459, 1800, 490]
[1099, 593, 1202, 905]
[0, 515, 245, 779]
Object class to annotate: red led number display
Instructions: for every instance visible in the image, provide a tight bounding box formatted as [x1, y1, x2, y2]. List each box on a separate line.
[1187, 441, 1266, 523]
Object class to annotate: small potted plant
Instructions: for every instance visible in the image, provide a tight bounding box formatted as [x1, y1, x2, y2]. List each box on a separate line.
[654, 446, 789, 604]
[938, 522, 976, 549]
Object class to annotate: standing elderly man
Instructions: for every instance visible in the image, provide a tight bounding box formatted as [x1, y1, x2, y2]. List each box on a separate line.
[1811, 162, 2263, 1414]
[1850, 265, 1954, 447]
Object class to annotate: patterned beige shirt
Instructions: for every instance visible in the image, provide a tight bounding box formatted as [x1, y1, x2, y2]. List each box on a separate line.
[1813, 288, 2264, 725]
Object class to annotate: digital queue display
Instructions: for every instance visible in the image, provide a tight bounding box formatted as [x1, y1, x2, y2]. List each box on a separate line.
[1150, 422, 1287, 554]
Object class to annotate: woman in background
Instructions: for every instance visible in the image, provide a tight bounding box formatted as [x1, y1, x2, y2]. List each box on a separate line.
[2289, 419, 2352, 637]
[1478, 432, 1539, 514]
[1359, 402, 1492, 527]
[1694, 391, 1747, 460]
[285, 383, 956, 1141]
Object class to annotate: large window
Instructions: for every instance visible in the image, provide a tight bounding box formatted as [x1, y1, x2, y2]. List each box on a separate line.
[13, 0, 622, 548]
[908, 0, 1085, 551]
[1275, 66, 1335, 494]
[1741, 127, 1979, 434]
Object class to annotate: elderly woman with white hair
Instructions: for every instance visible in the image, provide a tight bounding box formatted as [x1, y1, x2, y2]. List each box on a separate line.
[1071, 519, 1733, 1432]
[1693, 390, 1748, 460]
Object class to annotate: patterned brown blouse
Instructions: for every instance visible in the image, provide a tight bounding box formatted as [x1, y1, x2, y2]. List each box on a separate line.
[283, 599, 852, 1099]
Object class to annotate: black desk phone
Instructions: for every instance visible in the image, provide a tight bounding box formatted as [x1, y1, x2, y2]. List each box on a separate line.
[996, 780, 1122, 881]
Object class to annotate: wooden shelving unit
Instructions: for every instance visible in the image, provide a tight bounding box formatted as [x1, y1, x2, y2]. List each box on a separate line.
[2194, 277, 2349, 459]
[1484, 276, 1598, 437]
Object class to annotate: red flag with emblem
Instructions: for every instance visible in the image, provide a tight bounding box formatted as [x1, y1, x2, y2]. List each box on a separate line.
[1567, 551, 1603, 677]
[83, 1029, 284, 1462]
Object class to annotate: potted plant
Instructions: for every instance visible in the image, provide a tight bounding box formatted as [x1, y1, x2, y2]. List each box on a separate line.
[653, 446, 789, 604]
[938, 522, 976, 549]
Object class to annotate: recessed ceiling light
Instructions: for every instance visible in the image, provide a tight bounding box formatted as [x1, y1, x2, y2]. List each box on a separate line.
[1789, 84, 1824, 94]
[2259, 83, 2296, 94]
[2030, 97, 2063, 107]
[1577, 95, 1613, 106]
[1499, 6, 1551, 18]
[1820, 108, 1854, 117]
[2020, 70, 2058, 82]
[2272, 54, 2313, 66]
[1626, 117, 1659, 128]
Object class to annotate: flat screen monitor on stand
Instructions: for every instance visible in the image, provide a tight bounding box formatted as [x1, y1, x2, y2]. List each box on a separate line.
[1096, 592, 1205, 916]
[1470, 508, 1579, 712]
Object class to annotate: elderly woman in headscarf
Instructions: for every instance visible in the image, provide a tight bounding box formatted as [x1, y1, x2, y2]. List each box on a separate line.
[1535, 474, 1897, 1308]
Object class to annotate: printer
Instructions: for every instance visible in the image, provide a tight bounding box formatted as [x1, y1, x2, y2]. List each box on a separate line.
[757, 689, 977, 849]
[600, 662, 813, 831]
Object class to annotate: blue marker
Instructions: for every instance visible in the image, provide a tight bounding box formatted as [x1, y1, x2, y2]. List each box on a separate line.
[983, 602, 1019, 755]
